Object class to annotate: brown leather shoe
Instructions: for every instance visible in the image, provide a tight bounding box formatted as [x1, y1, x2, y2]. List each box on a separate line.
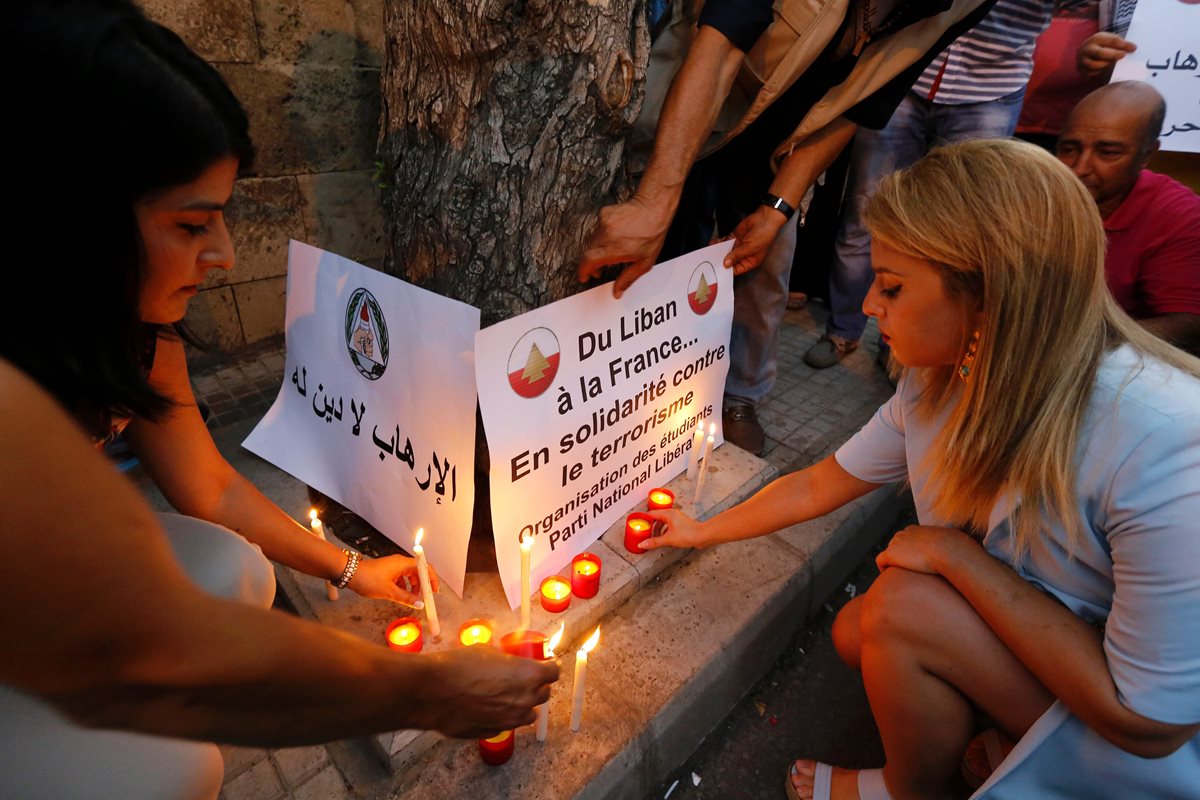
[723, 404, 765, 456]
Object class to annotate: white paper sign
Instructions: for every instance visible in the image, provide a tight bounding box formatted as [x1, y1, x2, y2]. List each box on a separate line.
[244, 241, 480, 597]
[476, 242, 735, 608]
[1112, 0, 1200, 153]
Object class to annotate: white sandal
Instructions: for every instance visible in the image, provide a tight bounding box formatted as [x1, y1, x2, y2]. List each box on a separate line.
[785, 761, 892, 800]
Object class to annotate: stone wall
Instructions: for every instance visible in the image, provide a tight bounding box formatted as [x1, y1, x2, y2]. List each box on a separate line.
[142, 0, 387, 352]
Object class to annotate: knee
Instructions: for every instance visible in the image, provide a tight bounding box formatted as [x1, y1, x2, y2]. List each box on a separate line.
[859, 568, 957, 648]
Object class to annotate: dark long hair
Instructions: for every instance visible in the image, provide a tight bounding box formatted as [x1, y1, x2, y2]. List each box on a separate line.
[5, 0, 254, 438]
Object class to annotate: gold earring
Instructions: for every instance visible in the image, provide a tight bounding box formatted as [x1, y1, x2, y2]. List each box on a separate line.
[959, 330, 980, 381]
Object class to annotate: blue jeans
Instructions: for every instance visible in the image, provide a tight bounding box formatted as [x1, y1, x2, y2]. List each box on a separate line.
[826, 88, 1027, 342]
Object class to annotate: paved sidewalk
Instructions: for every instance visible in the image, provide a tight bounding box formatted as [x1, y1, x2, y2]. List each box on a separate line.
[176, 302, 893, 800]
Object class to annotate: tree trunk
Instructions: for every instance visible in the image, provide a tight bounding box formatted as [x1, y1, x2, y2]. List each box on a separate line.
[379, 0, 648, 327]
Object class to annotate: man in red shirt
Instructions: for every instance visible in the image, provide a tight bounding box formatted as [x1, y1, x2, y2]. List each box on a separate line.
[1057, 81, 1200, 354]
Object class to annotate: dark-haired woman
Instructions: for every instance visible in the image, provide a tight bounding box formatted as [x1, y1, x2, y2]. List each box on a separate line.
[0, 3, 556, 797]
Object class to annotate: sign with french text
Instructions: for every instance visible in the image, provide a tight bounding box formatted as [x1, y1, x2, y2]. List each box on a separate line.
[477, 243, 735, 608]
[244, 241, 479, 597]
[1112, 0, 1199, 153]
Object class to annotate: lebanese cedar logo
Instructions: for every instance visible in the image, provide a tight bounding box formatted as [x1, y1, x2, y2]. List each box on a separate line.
[507, 327, 560, 399]
[688, 261, 718, 315]
[345, 288, 388, 380]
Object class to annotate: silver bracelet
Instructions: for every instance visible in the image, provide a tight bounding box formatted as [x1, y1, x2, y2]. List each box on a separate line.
[335, 549, 362, 589]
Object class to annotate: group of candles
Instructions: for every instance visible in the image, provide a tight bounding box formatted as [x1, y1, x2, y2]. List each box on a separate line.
[386, 612, 602, 765]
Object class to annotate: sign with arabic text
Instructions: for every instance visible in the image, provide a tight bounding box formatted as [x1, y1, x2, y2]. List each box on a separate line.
[1112, 0, 1199, 153]
[476, 243, 734, 609]
[244, 241, 479, 597]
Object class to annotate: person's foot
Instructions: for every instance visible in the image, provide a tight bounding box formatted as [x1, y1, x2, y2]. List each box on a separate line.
[788, 760, 861, 800]
[722, 404, 765, 456]
[804, 335, 858, 369]
[787, 291, 808, 311]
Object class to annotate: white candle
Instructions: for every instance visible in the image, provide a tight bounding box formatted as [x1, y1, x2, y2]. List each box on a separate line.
[692, 427, 716, 505]
[536, 623, 564, 742]
[309, 510, 339, 601]
[519, 532, 533, 630]
[412, 528, 440, 639]
[685, 422, 705, 480]
[570, 627, 600, 733]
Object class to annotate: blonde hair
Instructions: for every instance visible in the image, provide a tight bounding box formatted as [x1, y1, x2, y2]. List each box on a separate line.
[864, 139, 1200, 554]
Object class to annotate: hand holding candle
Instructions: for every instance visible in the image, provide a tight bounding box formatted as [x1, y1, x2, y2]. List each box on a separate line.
[412, 528, 441, 639]
[308, 509, 339, 601]
[624, 513, 656, 554]
[570, 627, 601, 733]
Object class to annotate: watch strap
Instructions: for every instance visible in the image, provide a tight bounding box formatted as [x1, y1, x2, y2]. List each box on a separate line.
[761, 193, 796, 221]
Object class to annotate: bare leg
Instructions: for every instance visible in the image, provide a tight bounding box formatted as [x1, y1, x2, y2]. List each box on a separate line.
[832, 596, 865, 670]
[790, 568, 1055, 800]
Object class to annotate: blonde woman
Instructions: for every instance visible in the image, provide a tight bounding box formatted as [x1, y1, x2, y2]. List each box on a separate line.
[645, 139, 1200, 799]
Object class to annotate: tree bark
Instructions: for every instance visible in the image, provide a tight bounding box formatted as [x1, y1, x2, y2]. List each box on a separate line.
[379, 0, 648, 326]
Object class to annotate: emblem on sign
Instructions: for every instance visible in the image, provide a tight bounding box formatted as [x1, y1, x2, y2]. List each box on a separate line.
[507, 327, 560, 398]
[345, 288, 389, 380]
[687, 261, 718, 315]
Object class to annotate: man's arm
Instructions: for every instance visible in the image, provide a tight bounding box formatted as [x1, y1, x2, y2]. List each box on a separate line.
[578, 25, 749, 297]
[723, 116, 858, 274]
[0, 359, 556, 746]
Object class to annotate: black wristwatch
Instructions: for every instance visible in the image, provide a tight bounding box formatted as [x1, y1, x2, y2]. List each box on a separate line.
[761, 193, 796, 221]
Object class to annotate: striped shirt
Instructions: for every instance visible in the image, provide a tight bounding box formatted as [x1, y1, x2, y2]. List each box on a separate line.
[912, 0, 1056, 104]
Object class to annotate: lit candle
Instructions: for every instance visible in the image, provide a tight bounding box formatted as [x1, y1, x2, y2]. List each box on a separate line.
[536, 623, 565, 742]
[478, 729, 514, 766]
[685, 422, 705, 480]
[571, 553, 601, 599]
[385, 617, 423, 653]
[519, 531, 533, 630]
[458, 619, 493, 647]
[692, 425, 716, 505]
[412, 528, 441, 639]
[570, 627, 601, 732]
[540, 576, 572, 614]
[647, 488, 674, 511]
[624, 513, 655, 554]
[309, 509, 338, 602]
[500, 629, 547, 660]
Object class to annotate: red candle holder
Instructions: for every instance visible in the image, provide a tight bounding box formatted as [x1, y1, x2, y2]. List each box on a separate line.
[539, 576, 572, 613]
[479, 729, 514, 766]
[500, 629, 547, 660]
[647, 487, 674, 511]
[624, 512, 656, 554]
[458, 619, 494, 647]
[571, 553, 601, 599]
[385, 617, 423, 653]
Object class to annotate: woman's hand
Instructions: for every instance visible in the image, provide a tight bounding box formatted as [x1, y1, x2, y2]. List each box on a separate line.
[348, 554, 437, 606]
[1077, 32, 1136, 78]
[722, 206, 788, 275]
[639, 508, 713, 551]
[875, 525, 976, 576]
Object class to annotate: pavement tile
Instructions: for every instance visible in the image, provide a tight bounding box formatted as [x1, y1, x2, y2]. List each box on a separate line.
[290, 765, 350, 800]
[220, 744, 270, 780]
[272, 745, 330, 788]
[222, 758, 283, 800]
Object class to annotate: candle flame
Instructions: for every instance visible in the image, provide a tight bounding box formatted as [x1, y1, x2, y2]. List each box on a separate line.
[520, 531, 533, 551]
[546, 622, 564, 657]
[580, 626, 600, 654]
[709, 422, 716, 435]
[308, 508, 318, 521]
[414, 527, 424, 548]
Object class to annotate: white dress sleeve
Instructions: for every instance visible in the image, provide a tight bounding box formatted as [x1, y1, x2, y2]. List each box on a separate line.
[834, 371, 911, 484]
